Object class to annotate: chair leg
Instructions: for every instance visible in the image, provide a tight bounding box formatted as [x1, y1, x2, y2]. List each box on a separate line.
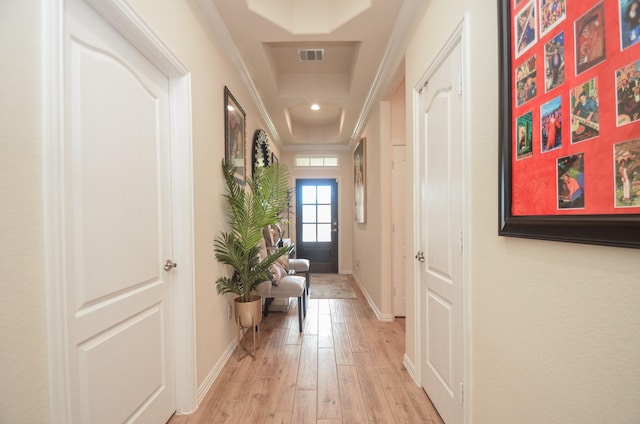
[264, 298, 273, 316]
[297, 296, 303, 332]
[305, 271, 310, 295]
[303, 291, 307, 317]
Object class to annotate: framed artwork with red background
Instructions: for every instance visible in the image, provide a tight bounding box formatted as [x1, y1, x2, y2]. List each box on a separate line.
[499, 0, 640, 248]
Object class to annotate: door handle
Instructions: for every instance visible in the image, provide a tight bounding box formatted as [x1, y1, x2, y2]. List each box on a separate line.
[415, 251, 425, 262]
[163, 260, 177, 271]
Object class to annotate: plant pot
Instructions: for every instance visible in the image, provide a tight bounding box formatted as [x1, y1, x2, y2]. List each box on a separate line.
[234, 295, 262, 328]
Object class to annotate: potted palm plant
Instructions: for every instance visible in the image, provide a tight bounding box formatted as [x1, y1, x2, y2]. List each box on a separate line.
[214, 160, 292, 329]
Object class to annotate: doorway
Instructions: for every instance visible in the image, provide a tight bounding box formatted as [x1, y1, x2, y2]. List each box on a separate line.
[414, 21, 468, 424]
[295, 179, 339, 273]
[45, 0, 196, 421]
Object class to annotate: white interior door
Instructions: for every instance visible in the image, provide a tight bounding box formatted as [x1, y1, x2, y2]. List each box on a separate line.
[64, 0, 175, 422]
[392, 144, 407, 316]
[416, 39, 464, 424]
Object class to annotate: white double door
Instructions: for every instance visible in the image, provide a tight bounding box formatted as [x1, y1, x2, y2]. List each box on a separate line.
[416, 33, 465, 424]
[63, 0, 176, 422]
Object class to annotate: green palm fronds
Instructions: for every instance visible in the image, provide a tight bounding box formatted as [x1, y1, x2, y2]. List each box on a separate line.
[214, 160, 292, 302]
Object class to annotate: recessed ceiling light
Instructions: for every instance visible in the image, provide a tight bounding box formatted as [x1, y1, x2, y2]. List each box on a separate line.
[311, 104, 320, 111]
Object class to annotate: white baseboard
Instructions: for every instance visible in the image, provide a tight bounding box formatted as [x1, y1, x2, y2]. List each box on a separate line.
[351, 274, 394, 322]
[196, 337, 237, 405]
[403, 354, 420, 386]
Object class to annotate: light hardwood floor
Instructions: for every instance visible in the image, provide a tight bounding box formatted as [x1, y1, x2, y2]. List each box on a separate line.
[169, 276, 444, 424]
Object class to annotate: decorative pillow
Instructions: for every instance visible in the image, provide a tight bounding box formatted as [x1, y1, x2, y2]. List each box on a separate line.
[269, 262, 286, 286]
[276, 253, 289, 272]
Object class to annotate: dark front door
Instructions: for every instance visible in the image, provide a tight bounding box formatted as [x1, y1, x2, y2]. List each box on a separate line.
[295, 179, 338, 273]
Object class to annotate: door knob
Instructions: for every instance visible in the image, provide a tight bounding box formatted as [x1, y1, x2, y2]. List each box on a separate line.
[163, 260, 177, 271]
[415, 251, 425, 262]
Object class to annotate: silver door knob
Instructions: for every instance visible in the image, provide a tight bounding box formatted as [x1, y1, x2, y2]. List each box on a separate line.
[163, 260, 177, 271]
[415, 251, 425, 262]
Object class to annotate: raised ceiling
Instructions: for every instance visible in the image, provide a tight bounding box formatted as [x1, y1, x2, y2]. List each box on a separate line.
[196, 0, 426, 148]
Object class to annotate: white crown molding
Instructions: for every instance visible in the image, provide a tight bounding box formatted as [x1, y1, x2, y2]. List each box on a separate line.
[351, 0, 426, 145]
[194, 0, 281, 145]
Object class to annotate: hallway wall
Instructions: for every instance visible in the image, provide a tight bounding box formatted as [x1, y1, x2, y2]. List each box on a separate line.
[404, 1, 640, 423]
[353, 110, 385, 312]
[0, 1, 50, 422]
[351, 98, 400, 319]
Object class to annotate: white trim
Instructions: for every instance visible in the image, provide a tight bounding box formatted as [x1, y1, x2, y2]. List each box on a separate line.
[412, 16, 471, 424]
[403, 354, 419, 386]
[351, 0, 425, 145]
[44, 0, 197, 420]
[168, 73, 198, 414]
[351, 274, 394, 322]
[193, 0, 280, 145]
[461, 15, 473, 424]
[411, 73, 422, 394]
[42, 0, 72, 421]
[196, 339, 238, 405]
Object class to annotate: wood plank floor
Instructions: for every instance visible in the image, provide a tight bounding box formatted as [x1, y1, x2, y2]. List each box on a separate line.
[169, 275, 444, 424]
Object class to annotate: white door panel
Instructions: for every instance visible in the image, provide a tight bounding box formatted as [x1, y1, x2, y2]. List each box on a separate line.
[65, 0, 175, 422]
[418, 37, 464, 424]
[78, 306, 165, 424]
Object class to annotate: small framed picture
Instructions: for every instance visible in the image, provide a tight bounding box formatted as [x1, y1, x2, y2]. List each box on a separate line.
[224, 86, 246, 183]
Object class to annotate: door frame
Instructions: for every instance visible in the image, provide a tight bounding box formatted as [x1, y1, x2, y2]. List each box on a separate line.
[411, 17, 471, 424]
[43, 0, 197, 421]
[294, 178, 340, 273]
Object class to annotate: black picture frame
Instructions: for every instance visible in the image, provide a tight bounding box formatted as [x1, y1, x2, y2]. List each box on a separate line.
[224, 86, 246, 183]
[497, 0, 640, 249]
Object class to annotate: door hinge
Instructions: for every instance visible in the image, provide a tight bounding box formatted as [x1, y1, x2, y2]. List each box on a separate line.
[458, 74, 463, 95]
[460, 383, 464, 403]
[459, 230, 463, 252]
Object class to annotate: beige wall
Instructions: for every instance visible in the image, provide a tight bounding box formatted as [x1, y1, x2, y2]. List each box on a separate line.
[350, 85, 406, 318]
[405, 1, 640, 423]
[391, 80, 406, 142]
[352, 110, 383, 308]
[0, 1, 51, 422]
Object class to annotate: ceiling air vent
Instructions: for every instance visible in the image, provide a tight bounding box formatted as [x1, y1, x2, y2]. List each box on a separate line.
[298, 49, 324, 62]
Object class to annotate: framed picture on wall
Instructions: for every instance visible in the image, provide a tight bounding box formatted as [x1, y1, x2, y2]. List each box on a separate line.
[498, 0, 640, 248]
[224, 86, 246, 183]
[354, 137, 366, 223]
